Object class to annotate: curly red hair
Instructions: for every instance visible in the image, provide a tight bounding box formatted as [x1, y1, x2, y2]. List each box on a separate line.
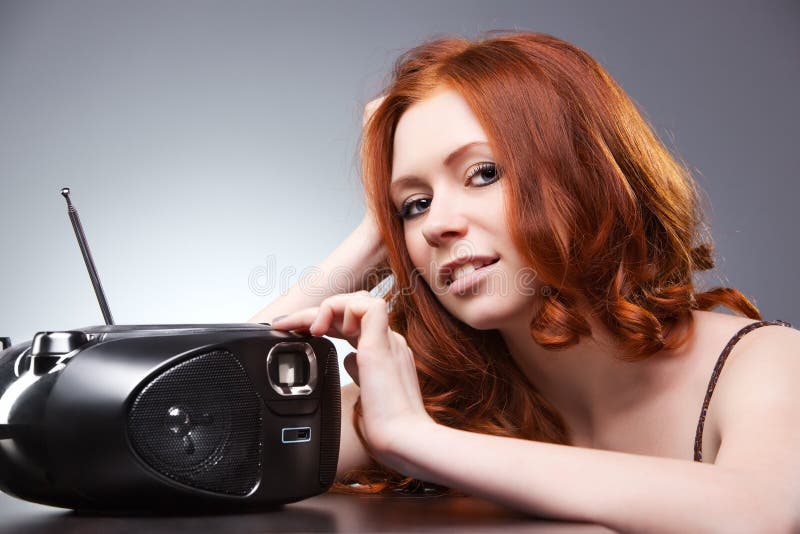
[333, 31, 760, 494]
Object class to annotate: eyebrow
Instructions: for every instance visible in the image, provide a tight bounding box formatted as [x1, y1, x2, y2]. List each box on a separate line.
[389, 141, 491, 192]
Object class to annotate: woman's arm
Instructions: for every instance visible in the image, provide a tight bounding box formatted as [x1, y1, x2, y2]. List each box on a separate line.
[386, 326, 800, 533]
[247, 215, 384, 325]
[247, 218, 384, 478]
[273, 295, 800, 533]
[390, 423, 791, 533]
[249, 96, 387, 477]
[248, 96, 386, 325]
[337, 382, 370, 478]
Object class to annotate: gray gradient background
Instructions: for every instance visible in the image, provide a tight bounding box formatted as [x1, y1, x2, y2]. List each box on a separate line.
[1, 2, 799, 399]
[0, 0, 798, 520]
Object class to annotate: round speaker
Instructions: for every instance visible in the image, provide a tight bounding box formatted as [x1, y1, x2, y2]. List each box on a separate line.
[127, 350, 262, 496]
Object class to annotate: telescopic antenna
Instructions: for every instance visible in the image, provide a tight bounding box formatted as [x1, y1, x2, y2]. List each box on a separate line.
[61, 188, 115, 325]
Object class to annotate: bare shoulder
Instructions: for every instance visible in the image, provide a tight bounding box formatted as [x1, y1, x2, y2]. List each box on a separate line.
[694, 310, 800, 393]
[692, 310, 800, 468]
[695, 309, 800, 372]
[689, 309, 798, 356]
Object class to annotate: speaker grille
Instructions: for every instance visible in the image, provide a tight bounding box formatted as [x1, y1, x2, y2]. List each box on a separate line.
[319, 347, 340, 487]
[127, 350, 262, 496]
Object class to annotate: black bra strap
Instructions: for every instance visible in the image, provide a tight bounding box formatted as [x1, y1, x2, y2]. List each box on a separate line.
[693, 319, 792, 462]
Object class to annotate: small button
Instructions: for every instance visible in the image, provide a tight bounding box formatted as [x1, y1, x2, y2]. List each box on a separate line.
[30, 331, 90, 374]
[31, 331, 90, 356]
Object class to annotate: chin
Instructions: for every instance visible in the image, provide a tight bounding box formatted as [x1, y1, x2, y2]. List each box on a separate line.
[463, 316, 503, 331]
[444, 300, 520, 331]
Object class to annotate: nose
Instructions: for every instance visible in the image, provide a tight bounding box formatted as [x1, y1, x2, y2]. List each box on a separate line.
[420, 197, 469, 247]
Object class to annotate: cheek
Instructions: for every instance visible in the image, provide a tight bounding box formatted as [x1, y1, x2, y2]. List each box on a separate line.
[403, 229, 427, 270]
[492, 187, 510, 233]
[404, 230, 438, 286]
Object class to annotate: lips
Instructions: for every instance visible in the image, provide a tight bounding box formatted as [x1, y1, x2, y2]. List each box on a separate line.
[439, 256, 500, 286]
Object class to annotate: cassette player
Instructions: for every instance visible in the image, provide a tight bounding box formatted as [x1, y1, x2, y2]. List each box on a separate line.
[0, 189, 340, 511]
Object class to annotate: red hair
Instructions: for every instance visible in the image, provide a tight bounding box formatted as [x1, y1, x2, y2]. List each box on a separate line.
[334, 31, 760, 494]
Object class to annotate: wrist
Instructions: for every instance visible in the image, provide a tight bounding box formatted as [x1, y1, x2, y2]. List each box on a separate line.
[353, 218, 384, 259]
[377, 418, 445, 482]
[325, 222, 384, 291]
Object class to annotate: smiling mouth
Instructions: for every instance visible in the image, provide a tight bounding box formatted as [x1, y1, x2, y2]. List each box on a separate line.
[444, 258, 499, 287]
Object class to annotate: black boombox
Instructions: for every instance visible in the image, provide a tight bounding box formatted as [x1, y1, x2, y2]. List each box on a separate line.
[0, 189, 341, 511]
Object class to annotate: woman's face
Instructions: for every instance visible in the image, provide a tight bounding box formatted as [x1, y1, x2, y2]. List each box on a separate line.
[389, 88, 539, 330]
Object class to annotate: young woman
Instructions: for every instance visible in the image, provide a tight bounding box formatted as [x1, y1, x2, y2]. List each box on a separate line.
[249, 32, 800, 532]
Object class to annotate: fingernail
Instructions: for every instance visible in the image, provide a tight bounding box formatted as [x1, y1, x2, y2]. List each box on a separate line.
[271, 314, 288, 324]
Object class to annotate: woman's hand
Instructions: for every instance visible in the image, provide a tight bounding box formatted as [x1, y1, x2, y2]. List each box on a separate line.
[270, 292, 436, 467]
[358, 94, 388, 255]
[363, 95, 386, 127]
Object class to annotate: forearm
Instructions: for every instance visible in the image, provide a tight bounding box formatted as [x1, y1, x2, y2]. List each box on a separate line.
[390, 422, 789, 533]
[248, 221, 384, 324]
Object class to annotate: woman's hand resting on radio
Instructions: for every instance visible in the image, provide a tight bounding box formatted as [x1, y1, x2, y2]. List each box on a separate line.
[270, 293, 437, 475]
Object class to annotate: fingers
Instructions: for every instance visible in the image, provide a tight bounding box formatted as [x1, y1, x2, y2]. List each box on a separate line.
[271, 292, 430, 444]
[308, 291, 373, 337]
[344, 330, 412, 390]
[386, 331, 425, 411]
[356, 298, 391, 353]
[269, 307, 319, 332]
[270, 291, 382, 350]
[341, 303, 362, 339]
[345, 332, 413, 392]
[363, 95, 386, 127]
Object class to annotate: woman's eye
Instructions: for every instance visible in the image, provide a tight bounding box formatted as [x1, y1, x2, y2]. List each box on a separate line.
[466, 162, 501, 187]
[396, 197, 431, 220]
[395, 163, 500, 222]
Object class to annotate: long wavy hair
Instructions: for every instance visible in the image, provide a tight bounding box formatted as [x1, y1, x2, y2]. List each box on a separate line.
[333, 31, 760, 494]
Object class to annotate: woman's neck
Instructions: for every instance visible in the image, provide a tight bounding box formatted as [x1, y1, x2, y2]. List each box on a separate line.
[499, 310, 692, 441]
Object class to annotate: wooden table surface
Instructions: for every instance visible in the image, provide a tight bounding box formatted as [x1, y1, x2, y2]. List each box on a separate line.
[0, 490, 614, 533]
